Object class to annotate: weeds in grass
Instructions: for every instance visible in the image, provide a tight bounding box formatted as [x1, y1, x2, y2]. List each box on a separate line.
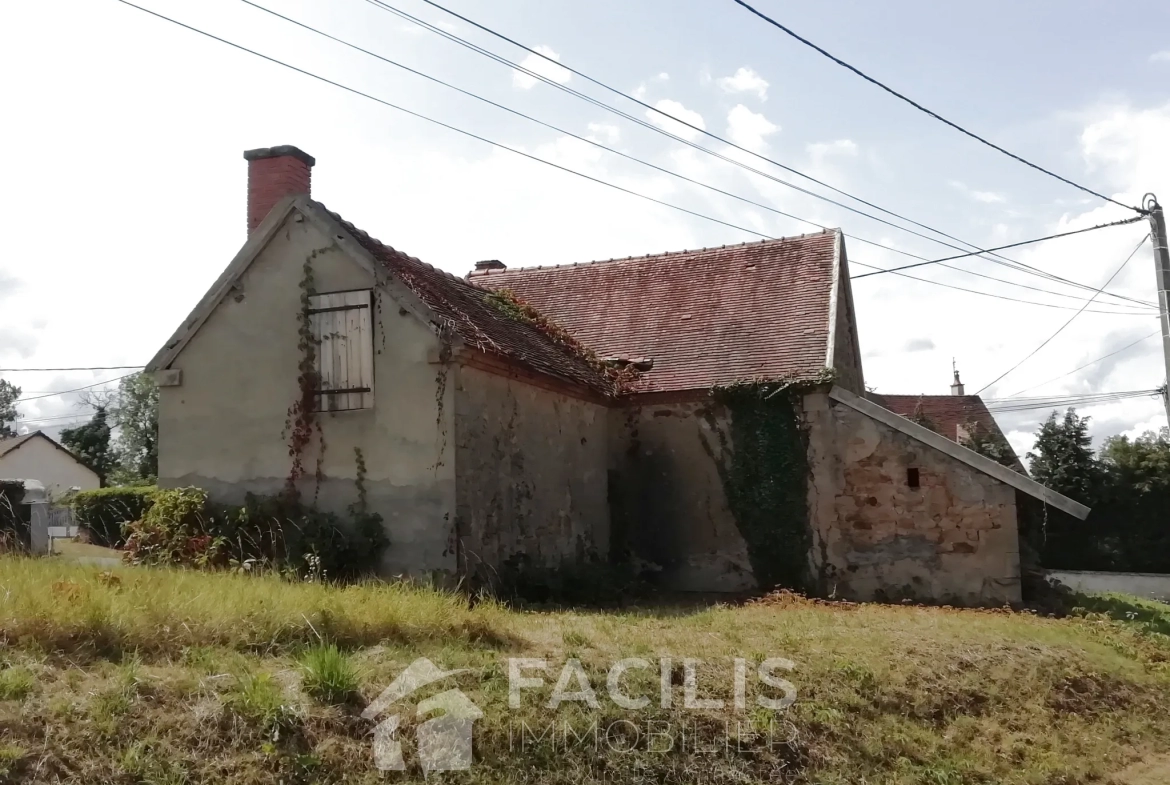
[562, 629, 590, 648]
[225, 671, 301, 735]
[297, 643, 359, 705]
[0, 665, 35, 701]
[0, 744, 26, 779]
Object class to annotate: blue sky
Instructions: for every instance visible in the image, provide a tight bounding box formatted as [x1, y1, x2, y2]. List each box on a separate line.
[2, 0, 1168, 457]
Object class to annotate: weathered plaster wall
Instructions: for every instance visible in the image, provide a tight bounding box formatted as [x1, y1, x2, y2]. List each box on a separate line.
[157, 211, 457, 578]
[608, 399, 756, 592]
[805, 392, 1021, 605]
[0, 437, 100, 499]
[453, 365, 608, 582]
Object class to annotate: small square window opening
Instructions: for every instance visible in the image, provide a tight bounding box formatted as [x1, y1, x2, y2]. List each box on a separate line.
[907, 468, 920, 488]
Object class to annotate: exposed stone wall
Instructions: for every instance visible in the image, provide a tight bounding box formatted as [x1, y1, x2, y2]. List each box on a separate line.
[805, 392, 1022, 605]
[453, 365, 608, 584]
[607, 399, 756, 592]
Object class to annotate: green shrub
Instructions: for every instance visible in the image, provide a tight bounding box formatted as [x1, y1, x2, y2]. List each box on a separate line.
[297, 644, 359, 704]
[120, 488, 387, 581]
[71, 486, 157, 547]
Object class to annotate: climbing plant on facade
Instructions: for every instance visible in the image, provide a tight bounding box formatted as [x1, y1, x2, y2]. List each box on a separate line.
[703, 371, 834, 590]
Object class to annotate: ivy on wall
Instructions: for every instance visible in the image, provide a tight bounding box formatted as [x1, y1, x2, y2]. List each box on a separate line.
[704, 372, 834, 590]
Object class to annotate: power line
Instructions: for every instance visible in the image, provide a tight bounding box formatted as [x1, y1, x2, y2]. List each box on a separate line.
[985, 389, 1160, 413]
[371, 0, 1157, 311]
[15, 373, 136, 404]
[0, 365, 143, 373]
[241, 0, 1152, 314]
[852, 216, 1148, 279]
[728, 0, 1143, 214]
[975, 235, 1151, 394]
[105, 1, 801, 244]
[1007, 331, 1161, 397]
[849, 260, 1159, 315]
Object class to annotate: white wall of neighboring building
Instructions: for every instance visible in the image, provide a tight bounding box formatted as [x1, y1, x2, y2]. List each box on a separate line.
[0, 435, 100, 499]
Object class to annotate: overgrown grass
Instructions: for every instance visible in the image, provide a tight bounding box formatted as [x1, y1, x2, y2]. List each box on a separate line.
[297, 643, 359, 705]
[1, 557, 1168, 784]
[0, 556, 513, 657]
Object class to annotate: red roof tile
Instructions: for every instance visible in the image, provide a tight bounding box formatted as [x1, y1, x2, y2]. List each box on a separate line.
[468, 232, 841, 393]
[871, 393, 1024, 471]
[319, 203, 610, 394]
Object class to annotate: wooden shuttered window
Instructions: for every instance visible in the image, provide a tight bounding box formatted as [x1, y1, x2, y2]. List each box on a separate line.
[308, 290, 374, 411]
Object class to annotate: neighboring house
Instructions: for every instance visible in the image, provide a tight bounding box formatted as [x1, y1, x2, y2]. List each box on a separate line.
[146, 146, 1089, 605]
[872, 371, 1026, 473]
[0, 431, 100, 499]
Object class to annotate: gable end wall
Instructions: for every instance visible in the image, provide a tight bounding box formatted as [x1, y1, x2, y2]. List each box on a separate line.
[156, 212, 457, 578]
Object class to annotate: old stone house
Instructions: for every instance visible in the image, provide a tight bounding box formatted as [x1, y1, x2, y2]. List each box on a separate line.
[147, 146, 1088, 605]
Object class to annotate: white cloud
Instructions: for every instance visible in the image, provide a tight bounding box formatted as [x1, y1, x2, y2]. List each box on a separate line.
[512, 45, 571, 90]
[646, 99, 706, 141]
[807, 139, 857, 163]
[726, 104, 778, 152]
[717, 67, 769, 100]
[586, 123, 621, 145]
[1150, 50, 1170, 63]
[948, 180, 1007, 203]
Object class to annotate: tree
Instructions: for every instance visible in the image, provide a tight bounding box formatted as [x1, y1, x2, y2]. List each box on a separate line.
[909, 398, 936, 432]
[111, 373, 159, 481]
[1026, 408, 1101, 503]
[60, 407, 115, 483]
[960, 420, 1019, 470]
[1099, 427, 1170, 492]
[0, 379, 20, 439]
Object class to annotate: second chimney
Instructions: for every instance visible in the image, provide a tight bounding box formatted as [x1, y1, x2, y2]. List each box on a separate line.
[244, 146, 315, 233]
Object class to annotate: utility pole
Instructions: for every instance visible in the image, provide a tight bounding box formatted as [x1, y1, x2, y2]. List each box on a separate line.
[1146, 194, 1170, 425]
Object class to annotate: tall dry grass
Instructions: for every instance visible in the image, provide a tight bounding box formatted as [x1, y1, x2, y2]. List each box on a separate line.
[0, 556, 513, 657]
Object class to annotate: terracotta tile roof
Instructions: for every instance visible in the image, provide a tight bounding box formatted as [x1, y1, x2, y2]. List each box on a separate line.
[318, 203, 610, 394]
[871, 394, 1024, 471]
[468, 232, 841, 393]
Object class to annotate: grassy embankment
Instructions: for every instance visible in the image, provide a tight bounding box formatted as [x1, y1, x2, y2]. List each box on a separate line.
[0, 557, 1168, 784]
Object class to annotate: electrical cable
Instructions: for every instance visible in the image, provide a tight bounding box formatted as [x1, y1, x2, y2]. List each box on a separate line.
[369, 0, 1158, 310]
[241, 0, 1153, 312]
[1007, 331, 1161, 397]
[14, 373, 138, 404]
[975, 235, 1151, 394]
[728, 0, 1144, 214]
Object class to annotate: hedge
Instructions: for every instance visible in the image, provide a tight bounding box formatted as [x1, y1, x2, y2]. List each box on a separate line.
[71, 486, 157, 547]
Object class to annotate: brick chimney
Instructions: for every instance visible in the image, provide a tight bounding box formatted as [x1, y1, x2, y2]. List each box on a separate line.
[243, 146, 315, 233]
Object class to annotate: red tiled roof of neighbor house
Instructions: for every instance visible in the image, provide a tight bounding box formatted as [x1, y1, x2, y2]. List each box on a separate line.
[468, 232, 841, 393]
[872, 393, 1024, 471]
[318, 203, 611, 395]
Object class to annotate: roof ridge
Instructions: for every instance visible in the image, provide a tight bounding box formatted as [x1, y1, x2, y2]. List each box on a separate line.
[470, 229, 839, 276]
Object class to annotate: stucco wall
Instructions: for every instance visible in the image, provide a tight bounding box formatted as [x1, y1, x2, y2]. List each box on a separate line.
[805, 392, 1021, 605]
[452, 365, 608, 583]
[608, 399, 756, 592]
[157, 211, 457, 577]
[0, 436, 100, 499]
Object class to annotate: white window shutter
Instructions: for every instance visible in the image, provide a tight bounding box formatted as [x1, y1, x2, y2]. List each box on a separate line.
[307, 290, 374, 411]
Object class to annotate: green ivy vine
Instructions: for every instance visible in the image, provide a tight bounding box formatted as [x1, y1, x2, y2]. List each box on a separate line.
[284, 250, 325, 497]
[703, 371, 835, 590]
